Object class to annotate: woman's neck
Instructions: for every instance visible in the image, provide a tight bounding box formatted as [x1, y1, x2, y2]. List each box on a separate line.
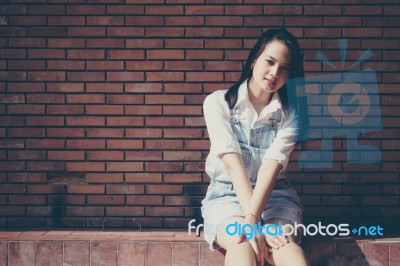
[247, 80, 273, 114]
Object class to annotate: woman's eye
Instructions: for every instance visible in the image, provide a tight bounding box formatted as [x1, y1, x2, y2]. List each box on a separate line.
[266, 60, 274, 65]
[281, 67, 290, 73]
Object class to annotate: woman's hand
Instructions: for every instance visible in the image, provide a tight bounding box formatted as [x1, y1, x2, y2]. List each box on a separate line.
[263, 223, 289, 250]
[237, 215, 268, 265]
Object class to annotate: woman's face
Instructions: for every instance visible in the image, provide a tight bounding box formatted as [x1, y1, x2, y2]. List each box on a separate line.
[249, 40, 292, 94]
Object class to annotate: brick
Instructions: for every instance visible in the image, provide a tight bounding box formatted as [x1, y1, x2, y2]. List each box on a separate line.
[324, 17, 362, 26]
[106, 117, 144, 126]
[67, 207, 104, 216]
[146, 27, 184, 37]
[206, 16, 242, 26]
[0, 161, 25, 171]
[185, 5, 223, 15]
[28, 5, 65, 15]
[48, 151, 85, 160]
[26, 139, 65, 149]
[304, 28, 341, 38]
[184, 140, 209, 150]
[165, 195, 202, 206]
[361, 196, 398, 206]
[86, 128, 123, 138]
[27, 184, 66, 194]
[163, 105, 202, 115]
[67, 5, 106, 14]
[0, 71, 26, 81]
[7, 83, 44, 93]
[46, 83, 82, 92]
[126, 195, 163, 205]
[107, 5, 144, 14]
[125, 83, 163, 93]
[107, 71, 144, 82]
[164, 83, 202, 93]
[146, 5, 183, 15]
[86, 173, 124, 183]
[126, 39, 163, 48]
[26, 116, 64, 126]
[164, 61, 203, 71]
[9, 37, 45, 47]
[66, 139, 105, 149]
[29, 27, 67, 37]
[66, 162, 105, 172]
[0, 206, 25, 215]
[67, 49, 105, 59]
[47, 60, 85, 70]
[126, 16, 163, 26]
[164, 129, 202, 138]
[86, 105, 124, 115]
[48, 16, 85, 26]
[166, 16, 204, 26]
[145, 95, 184, 104]
[186, 72, 223, 82]
[146, 71, 184, 82]
[164, 173, 202, 183]
[185, 27, 223, 37]
[88, 195, 125, 205]
[163, 151, 202, 161]
[186, 50, 223, 60]
[67, 94, 105, 103]
[106, 184, 144, 194]
[144, 139, 183, 150]
[343, 28, 382, 37]
[125, 173, 162, 183]
[107, 50, 144, 59]
[68, 184, 105, 194]
[8, 150, 46, 160]
[8, 59, 45, 70]
[8, 195, 46, 205]
[87, 38, 125, 48]
[8, 173, 46, 183]
[47, 128, 84, 138]
[87, 16, 123, 25]
[226, 28, 262, 38]
[146, 207, 183, 216]
[86, 83, 122, 93]
[126, 60, 163, 70]
[47, 104, 84, 114]
[145, 162, 183, 172]
[106, 207, 144, 216]
[343, 5, 382, 15]
[0, 49, 26, 58]
[107, 162, 144, 172]
[107, 139, 143, 149]
[7, 104, 45, 114]
[67, 72, 105, 82]
[68, 27, 106, 37]
[146, 117, 183, 127]
[165, 39, 203, 49]
[125, 106, 162, 116]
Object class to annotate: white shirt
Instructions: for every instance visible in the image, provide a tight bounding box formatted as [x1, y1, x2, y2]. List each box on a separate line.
[203, 80, 299, 178]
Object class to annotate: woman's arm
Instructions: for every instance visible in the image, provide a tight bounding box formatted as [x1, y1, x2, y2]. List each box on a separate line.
[249, 159, 282, 218]
[219, 153, 253, 213]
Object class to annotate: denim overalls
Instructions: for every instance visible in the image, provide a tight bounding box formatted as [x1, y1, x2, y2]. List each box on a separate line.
[201, 104, 303, 250]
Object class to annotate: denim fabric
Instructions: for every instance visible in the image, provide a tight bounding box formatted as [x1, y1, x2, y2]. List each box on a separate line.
[201, 104, 303, 250]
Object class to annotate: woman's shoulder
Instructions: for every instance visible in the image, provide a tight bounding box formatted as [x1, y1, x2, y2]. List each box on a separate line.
[204, 89, 229, 106]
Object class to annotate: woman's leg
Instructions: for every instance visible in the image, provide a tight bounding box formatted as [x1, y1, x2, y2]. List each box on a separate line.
[263, 218, 309, 266]
[215, 216, 257, 266]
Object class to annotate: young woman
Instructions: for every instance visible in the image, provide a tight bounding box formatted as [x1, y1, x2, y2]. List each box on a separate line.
[201, 28, 309, 266]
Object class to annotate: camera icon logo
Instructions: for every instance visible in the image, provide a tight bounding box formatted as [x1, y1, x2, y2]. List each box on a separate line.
[287, 39, 382, 168]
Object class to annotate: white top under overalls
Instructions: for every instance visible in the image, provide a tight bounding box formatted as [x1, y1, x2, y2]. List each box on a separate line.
[203, 79, 299, 184]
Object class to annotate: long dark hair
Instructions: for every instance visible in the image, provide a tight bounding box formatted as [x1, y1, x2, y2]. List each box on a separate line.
[225, 27, 308, 144]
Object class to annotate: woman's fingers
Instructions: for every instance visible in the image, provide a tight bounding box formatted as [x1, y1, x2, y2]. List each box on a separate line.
[249, 238, 260, 262]
[265, 236, 288, 249]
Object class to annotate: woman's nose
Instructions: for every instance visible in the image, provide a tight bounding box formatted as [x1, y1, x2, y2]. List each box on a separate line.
[269, 66, 279, 78]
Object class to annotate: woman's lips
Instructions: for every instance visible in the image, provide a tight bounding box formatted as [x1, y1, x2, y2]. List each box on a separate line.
[266, 79, 277, 86]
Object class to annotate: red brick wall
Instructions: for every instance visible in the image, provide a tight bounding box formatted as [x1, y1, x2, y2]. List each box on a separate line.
[0, 1, 399, 231]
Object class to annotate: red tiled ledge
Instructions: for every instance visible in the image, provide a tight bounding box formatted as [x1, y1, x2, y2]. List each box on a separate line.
[0, 229, 399, 266]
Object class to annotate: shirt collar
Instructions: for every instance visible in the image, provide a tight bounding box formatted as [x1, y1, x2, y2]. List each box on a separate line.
[234, 79, 283, 113]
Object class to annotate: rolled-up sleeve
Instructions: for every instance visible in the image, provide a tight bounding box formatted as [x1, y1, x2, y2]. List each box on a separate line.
[262, 108, 299, 170]
[203, 93, 241, 157]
